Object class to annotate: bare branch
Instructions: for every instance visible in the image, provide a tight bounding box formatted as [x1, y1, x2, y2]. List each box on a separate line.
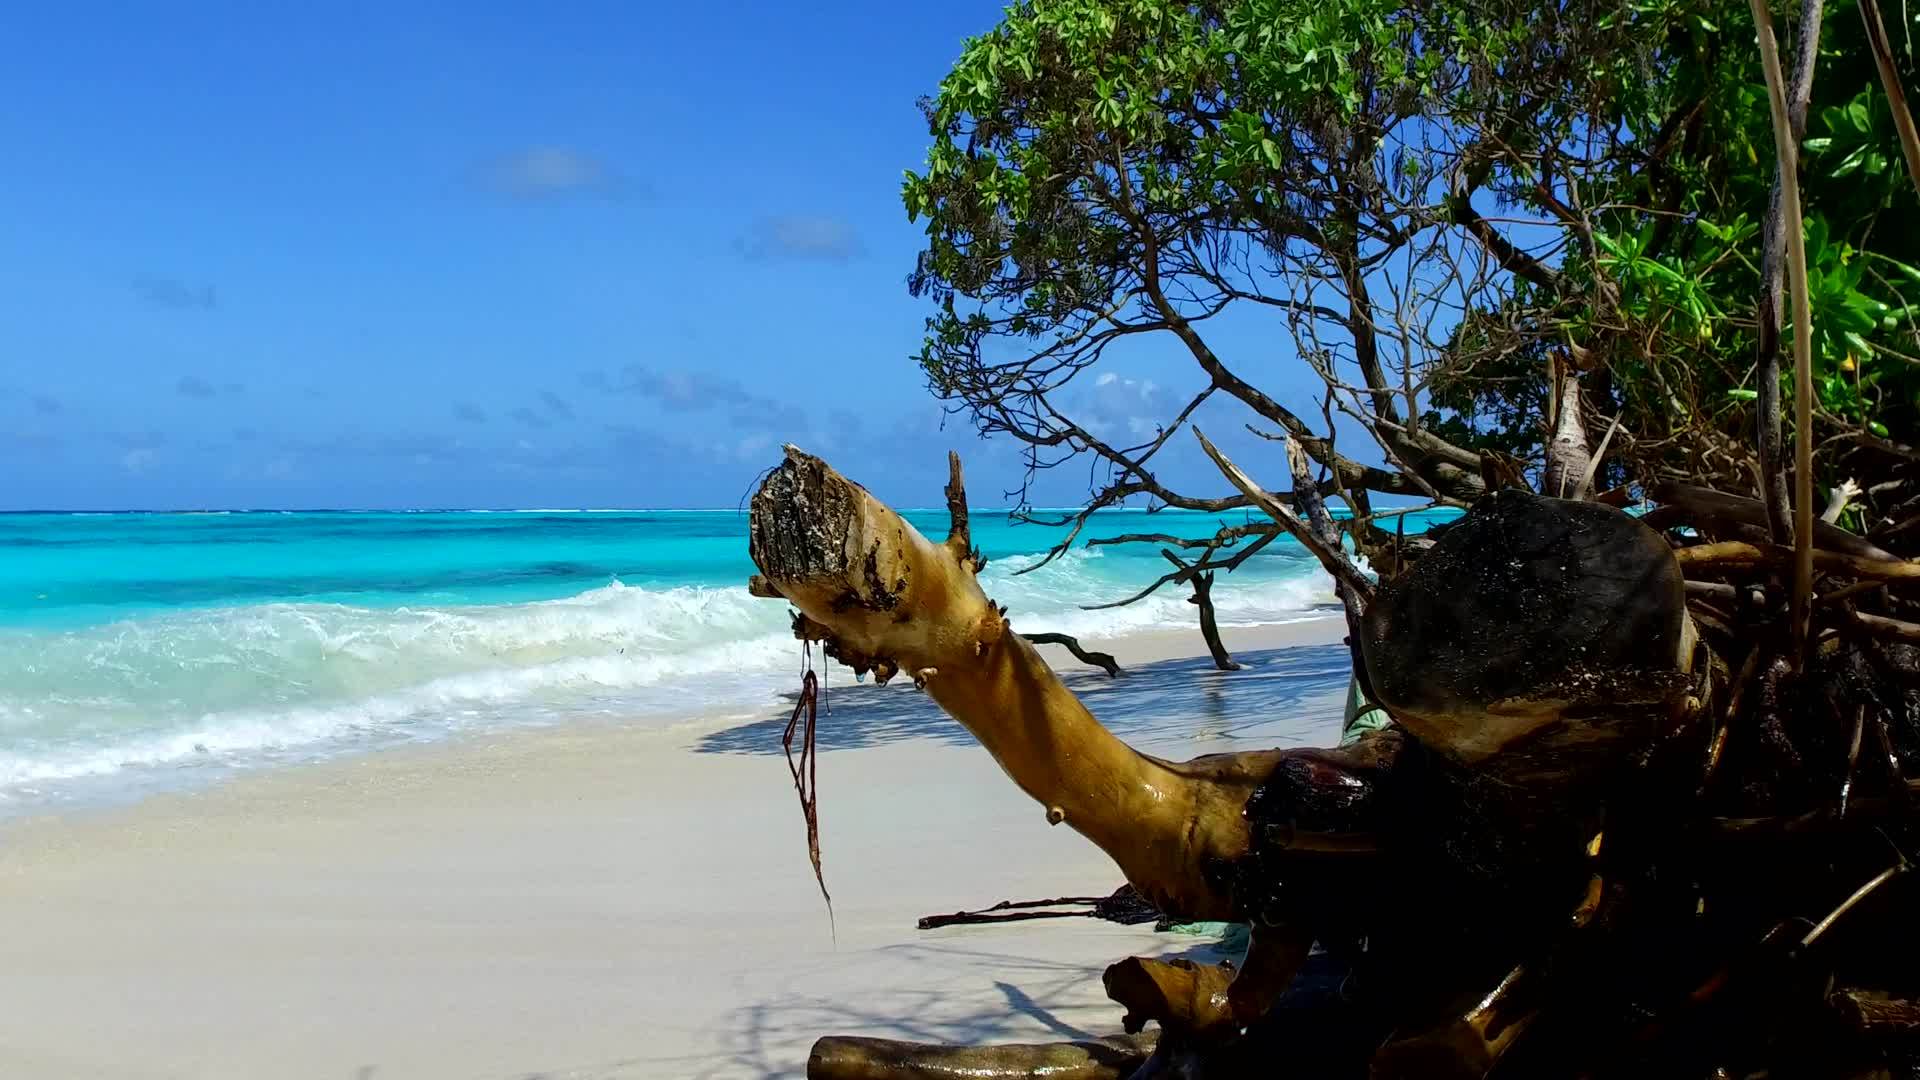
[1083, 532, 1281, 610]
[1023, 632, 1124, 677]
[1161, 550, 1240, 671]
[1087, 524, 1281, 551]
[1192, 427, 1377, 607]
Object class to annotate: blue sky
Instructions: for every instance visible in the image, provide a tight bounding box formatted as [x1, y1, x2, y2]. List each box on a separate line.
[0, 2, 1359, 510]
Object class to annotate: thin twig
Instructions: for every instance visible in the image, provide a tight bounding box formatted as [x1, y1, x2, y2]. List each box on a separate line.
[1800, 862, 1909, 949]
[1082, 531, 1280, 610]
[1840, 705, 1867, 819]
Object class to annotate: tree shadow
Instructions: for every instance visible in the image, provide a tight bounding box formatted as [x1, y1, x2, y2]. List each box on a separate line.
[693, 641, 1351, 758]
[667, 932, 1255, 1080]
[499, 640, 1347, 1077]
[475, 932, 1257, 1079]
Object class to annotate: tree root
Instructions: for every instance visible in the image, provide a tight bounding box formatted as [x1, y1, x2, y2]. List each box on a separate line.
[1104, 956, 1239, 1038]
[1673, 540, 1920, 580]
[1651, 481, 1895, 559]
[753, 452, 1920, 1078]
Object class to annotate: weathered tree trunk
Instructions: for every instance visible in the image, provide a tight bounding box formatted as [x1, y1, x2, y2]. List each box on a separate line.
[748, 448, 1729, 1078]
[748, 446, 1272, 920]
[1541, 361, 1592, 500]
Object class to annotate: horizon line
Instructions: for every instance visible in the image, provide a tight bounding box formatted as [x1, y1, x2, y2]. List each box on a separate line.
[0, 504, 1266, 516]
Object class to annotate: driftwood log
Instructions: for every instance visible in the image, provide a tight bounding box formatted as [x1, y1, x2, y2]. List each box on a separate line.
[747, 446, 1920, 1078]
[808, 1032, 1158, 1080]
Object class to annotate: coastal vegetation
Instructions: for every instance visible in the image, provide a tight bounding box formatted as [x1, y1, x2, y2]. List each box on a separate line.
[746, 0, 1920, 1075]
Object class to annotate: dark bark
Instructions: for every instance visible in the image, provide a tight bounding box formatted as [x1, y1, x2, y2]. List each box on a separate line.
[1360, 491, 1695, 768]
[1022, 632, 1124, 677]
[1161, 550, 1239, 671]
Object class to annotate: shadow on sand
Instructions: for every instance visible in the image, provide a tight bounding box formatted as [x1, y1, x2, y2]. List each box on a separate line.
[486, 642, 1348, 1078]
[671, 937, 1246, 1080]
[693, 640, 1352, 759]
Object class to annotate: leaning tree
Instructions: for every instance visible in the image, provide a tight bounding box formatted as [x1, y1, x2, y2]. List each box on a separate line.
[742, 0, 1920, 1074]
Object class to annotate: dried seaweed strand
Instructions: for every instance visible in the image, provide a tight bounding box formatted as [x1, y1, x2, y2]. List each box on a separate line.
[785, 658, 833, 932]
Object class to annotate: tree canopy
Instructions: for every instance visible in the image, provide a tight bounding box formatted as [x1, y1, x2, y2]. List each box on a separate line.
[903, 0, 1920, 601]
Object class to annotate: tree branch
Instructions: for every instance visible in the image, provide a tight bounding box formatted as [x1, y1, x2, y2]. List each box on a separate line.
[1023, 632, 1124, 677]
[1193, 428, 1377, 608]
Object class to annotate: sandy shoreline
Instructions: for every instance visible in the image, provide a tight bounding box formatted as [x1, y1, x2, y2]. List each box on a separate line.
[0, 618, 1344, 1079]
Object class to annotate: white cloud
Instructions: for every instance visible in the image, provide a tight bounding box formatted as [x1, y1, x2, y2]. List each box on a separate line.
[1076, 372, 1169, 440]
[476, 147, 622, 200]
[736, 215, 864, 261]
[120, 448, 157, 473]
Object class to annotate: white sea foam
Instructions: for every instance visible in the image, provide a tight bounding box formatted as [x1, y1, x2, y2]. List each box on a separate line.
[0, 552, 1336, 803]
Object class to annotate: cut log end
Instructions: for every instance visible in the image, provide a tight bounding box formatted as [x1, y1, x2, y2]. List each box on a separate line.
[749, 446, 861, 585]
[749, 447, 995, 680]
[1361, 489, 1694, 764]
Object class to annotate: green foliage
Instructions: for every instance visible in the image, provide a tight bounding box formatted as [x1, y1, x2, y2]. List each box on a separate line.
[1425, 0, 1920, 480]
[906, 0, 1920, 502]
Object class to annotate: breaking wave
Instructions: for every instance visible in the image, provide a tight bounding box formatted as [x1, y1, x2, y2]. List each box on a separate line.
[0, 540, 1338, 802]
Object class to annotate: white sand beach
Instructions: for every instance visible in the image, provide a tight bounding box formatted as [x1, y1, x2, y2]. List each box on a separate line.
[0, 619, 1346, 1080]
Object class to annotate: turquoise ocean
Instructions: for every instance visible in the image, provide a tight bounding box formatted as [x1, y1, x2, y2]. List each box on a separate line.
[0, 507, 1400, 811]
